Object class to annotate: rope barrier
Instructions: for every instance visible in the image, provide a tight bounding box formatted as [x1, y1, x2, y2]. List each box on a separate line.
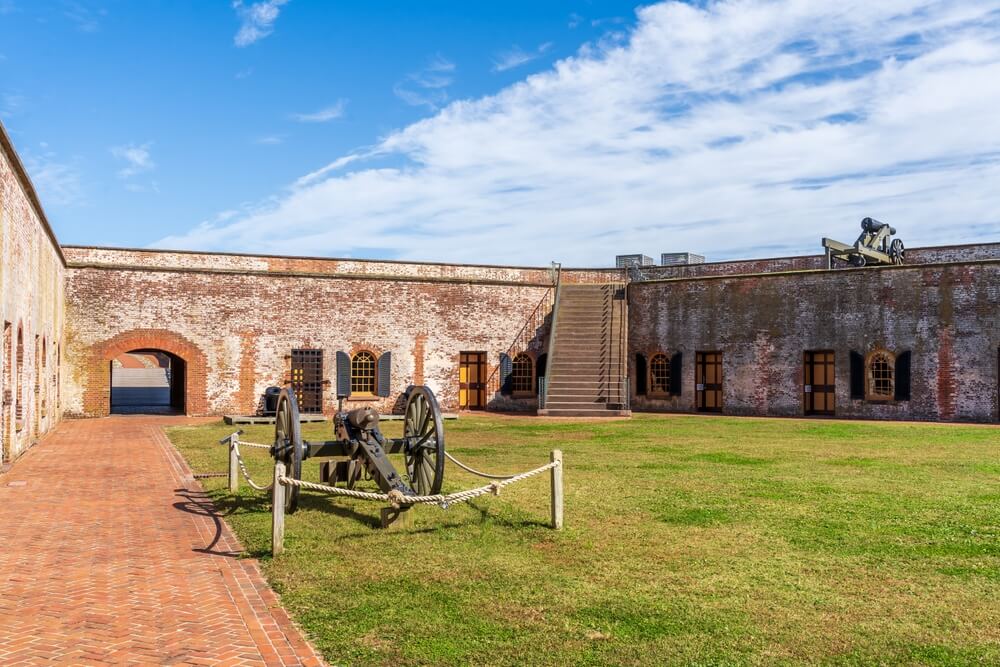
[231, 439, 274, 491]
[444, 451, 518, 480]
[279, 459, 559, 509]
[235, 440, 273, 450]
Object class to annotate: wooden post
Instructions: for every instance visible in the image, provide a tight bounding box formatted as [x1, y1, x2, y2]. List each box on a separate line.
[550, 449, 563, 530]
[272, 461, 285, 556]
[228, 435, 239, 493]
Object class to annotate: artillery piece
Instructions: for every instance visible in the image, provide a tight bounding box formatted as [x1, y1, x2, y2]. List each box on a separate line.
[270, 384, 445, 513]
[822, 217, 905, 268]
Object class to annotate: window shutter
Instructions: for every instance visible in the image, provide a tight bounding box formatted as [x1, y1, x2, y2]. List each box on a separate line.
[635, 353, 647, 396]
[499, 353, 513, 395]
[850, 350, 864, 399]
[376, 351, 392, 398]
[335, 351, 352, 398]
[669, 352, 682, 395]
[894, 351, 911, 401]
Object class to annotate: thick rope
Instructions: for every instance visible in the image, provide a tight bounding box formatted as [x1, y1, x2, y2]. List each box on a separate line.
[444, 451, 517, 480]
[231, 440, 274, 491]
[235, 440, 273, 450]
[279, 459, 559, 509]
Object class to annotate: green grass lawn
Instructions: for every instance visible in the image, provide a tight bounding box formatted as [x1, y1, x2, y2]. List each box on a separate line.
[166, 414, 1000, 666]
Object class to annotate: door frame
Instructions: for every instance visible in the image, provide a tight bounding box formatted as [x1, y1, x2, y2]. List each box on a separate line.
[695, 351, 723, 413]
[459, 351, 487, 410]
[804, 350, 836, 416]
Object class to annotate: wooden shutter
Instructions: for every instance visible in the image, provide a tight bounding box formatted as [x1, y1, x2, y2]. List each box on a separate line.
[669, 352, 682, 395]
[850, 350, 864, 399]
[894, 351, 911, 401]
[335, 351, 352, 398]
[635, 353, 647, 396]
[376, 351, 392, 398]
[499, 353, 513, 395]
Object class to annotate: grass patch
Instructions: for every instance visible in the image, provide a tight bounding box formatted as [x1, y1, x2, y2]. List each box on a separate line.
[167, 414, 1000, 666]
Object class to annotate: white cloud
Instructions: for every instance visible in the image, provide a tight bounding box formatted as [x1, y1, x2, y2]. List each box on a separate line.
[159, 1, 1000, 265]
[63, 1, 105, 32]
[255, 134, 284, 145]
[24, 149, 85, 207]
[290, 100, 346, 123]
[111, 142, 154, 179]
[233, 0, 289, 47]
[393, 55, 455, 109]
[492, 43, 553, 72]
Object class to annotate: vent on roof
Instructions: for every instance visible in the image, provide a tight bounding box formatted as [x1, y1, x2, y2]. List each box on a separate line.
[660, 252, 705, 266]
[615, 254, 655, 268]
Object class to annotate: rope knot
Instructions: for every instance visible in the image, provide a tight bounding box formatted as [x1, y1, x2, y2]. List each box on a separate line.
[489, 482, 501, 496]
[387, 489, 406, 509]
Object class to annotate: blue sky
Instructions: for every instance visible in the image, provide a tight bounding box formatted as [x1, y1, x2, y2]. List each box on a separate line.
[2, 1, 1000, 266]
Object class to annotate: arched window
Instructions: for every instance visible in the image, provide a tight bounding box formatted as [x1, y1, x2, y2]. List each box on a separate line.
[649, 353, 670, 395]
[511, 353, 534, 394]
[351, 351, 377, 395]
[867, 350, 894, 400]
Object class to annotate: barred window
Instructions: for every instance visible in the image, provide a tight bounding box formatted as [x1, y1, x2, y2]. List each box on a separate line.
[649, 353, 670, 394]
[867, 351, 894, 399]
[511, 353, 534, 394]
[351, 351, 376, 394]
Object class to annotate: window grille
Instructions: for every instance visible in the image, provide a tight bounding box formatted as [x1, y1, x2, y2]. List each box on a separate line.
[351, 351, 376, 395]
[649, 353, 670, 394]
[511, 353, 533, 394]
[868, 351, 894, 398]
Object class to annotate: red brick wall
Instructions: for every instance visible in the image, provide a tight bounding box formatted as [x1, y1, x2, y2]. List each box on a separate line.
[0, 124, 65, 461]
[629, 261, 1000, 423]
[63, 257, 553, 417]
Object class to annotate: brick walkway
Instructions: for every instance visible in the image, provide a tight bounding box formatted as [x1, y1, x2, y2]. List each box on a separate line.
[0, 417, 326, 666]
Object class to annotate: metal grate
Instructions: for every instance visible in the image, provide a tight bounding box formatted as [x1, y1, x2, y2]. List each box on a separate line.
[291, 349, 324, 413]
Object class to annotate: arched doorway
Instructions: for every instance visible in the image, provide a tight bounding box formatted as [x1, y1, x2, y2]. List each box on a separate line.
[110, 349, 186, 414]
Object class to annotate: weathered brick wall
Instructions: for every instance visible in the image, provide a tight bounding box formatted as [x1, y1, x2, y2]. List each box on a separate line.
[0, 124, 65, 462]
[629, 261, 1000, 422]
[633, 243, 1000, 280]
[63, 256, 553, 417]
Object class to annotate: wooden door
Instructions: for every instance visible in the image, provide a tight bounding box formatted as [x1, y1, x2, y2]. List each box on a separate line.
[695, 351, 723, 412]
[459, 352, 486, 410]
[804, 351, 835, 416]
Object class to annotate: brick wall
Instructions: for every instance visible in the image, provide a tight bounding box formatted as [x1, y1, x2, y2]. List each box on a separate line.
[0, 123, 65, 462]
[632, 242, 1000, 280]
[629, 261, 1000, 423]
[63, 257, 554, 417]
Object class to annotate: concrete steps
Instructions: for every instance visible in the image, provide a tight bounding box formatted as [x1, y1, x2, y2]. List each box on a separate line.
[540, 283, 630, 418]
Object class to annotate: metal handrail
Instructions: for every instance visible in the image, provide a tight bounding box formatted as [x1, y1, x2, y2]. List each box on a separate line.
[484, 266, 560, 399]
[540, 263, 563, 409]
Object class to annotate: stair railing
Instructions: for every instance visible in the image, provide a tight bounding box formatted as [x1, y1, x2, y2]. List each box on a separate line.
[484, 263, 560, 402]
[540, 263, 563, 410]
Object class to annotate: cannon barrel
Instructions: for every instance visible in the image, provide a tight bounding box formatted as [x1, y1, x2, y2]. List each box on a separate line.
[861, 217, 896, 236]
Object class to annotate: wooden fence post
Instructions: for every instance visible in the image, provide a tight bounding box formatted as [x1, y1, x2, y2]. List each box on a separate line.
[272, 461, 286, 556]
[550, 449, 563, 530]
[228, 434, 239, 493]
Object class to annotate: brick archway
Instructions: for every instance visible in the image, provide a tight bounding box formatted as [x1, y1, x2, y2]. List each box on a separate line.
[84, 329, 208, 416]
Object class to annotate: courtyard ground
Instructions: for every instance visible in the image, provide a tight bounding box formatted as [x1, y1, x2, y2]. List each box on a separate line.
[168, 414, 1000, 666]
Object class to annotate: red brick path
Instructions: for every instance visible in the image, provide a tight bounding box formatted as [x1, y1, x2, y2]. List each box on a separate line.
[0, 417, 326, 666]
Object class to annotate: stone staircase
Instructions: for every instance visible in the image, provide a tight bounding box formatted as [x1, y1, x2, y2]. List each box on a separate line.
[539, 283, 630, 417]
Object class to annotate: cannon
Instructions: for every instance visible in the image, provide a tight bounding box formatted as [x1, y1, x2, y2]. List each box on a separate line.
[822, 217, 905, 268]
[270, 385, 445, 513]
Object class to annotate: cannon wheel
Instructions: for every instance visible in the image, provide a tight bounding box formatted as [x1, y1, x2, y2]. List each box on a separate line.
[890, 238, 905, 265]
[403, 386, 445, 495]
[274, 388, 303, 513]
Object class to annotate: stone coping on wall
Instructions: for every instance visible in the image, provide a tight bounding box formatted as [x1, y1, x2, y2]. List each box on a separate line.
[628, 256, 1000, 286]
[62, 241, 1000, 284]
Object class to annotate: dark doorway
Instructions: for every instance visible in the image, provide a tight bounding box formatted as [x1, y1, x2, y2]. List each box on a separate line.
[290, 349, 324, 414]
[695, 351, 723, 413]
[459, 351, 486, 410]
[110, 350, 185, 414]
[804, 350, 835, 416]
